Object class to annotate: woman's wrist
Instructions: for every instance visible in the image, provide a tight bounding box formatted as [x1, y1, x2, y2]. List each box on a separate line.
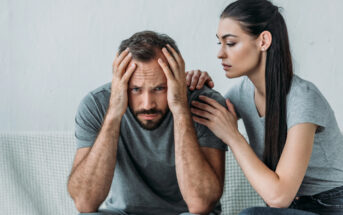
[224, 131, 245, 147]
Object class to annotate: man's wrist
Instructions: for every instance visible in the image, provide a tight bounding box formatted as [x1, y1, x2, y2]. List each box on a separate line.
[170, 105, 191, 116]
[104, 110, 123, 127]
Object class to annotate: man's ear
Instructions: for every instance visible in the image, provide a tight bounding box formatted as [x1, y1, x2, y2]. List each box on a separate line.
[259, 30, 272, 52]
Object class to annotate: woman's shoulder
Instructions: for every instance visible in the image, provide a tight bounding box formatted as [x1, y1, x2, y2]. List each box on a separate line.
[287, 75, 332, 130]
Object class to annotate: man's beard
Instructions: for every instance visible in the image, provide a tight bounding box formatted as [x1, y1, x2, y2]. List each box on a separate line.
[132, 108, 169, 130]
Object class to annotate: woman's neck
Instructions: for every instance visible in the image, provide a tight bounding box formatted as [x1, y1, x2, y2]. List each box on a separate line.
[248, 54, 266, 98]
[248, 53, 267, 117]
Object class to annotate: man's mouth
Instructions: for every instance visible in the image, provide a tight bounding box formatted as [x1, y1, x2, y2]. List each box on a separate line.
[138, 113, 159, 120]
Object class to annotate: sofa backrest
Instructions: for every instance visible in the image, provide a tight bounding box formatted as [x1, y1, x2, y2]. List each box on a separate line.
[0, 132, 264, 215]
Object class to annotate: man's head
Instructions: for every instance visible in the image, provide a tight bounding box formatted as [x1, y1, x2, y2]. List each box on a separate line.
[118, 31, 180, 130]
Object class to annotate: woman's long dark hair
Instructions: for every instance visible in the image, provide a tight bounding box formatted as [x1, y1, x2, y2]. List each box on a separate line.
[221, 0, 293, 171]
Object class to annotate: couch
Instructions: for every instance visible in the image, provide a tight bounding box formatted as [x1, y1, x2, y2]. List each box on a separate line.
[0, 132, 264, 215]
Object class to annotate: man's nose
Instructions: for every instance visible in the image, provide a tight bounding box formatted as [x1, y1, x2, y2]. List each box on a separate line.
[142, 92, 156, 110]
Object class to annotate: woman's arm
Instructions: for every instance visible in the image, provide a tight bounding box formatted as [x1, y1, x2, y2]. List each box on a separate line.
[191, 96, 317, 208]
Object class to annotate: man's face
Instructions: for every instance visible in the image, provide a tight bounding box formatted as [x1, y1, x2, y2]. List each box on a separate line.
[128, 53, 169, 130]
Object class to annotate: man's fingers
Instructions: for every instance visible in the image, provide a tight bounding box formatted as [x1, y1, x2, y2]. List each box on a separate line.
[113, 48, 129, 71]
[122, 63, 136, 82]
[117, 52, 132, 77]
[162, 47, 178, 77]
[158, 58, 174, 81]
[166, 44, 184, 67]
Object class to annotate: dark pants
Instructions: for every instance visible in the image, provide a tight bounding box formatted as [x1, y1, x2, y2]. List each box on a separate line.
[79, 209, 199, 215]
[239, 186, 343, 215]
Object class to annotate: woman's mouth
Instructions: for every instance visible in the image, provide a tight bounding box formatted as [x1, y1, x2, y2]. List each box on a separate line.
[222, 63, 232, 71]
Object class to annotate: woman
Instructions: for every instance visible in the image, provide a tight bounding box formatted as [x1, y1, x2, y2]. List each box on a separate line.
[187, 0, 343, 214]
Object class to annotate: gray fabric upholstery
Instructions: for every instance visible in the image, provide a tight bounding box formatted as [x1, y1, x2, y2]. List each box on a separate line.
[0, 132, 264, 215]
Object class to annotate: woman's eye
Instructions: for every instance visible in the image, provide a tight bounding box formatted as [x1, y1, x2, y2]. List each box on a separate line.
[226, 43, 236, 47]
[217, 42, 222, 45]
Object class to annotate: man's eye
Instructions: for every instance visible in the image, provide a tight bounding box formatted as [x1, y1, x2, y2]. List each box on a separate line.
[131, 88, 140, 93]
[155, 87, 165, 91]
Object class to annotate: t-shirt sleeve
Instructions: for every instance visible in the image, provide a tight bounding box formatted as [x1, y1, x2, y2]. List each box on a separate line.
[224, 80, 242, 119]
[287, 83, 329, 132]
[75, 93, 103, 149]
[191, 87, 228, 151]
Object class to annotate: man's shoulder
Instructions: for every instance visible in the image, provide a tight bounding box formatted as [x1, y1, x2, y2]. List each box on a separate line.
[188, 86, 226, 106]
[89, 82, 112, 96]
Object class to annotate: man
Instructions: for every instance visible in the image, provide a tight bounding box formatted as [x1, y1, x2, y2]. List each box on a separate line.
[67, 31, 227, 215]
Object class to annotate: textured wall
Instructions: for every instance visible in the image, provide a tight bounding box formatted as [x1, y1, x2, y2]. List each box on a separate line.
[1, 0, 342, 131]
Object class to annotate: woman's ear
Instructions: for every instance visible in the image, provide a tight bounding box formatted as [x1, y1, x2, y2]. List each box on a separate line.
[259, 31, 272, 51]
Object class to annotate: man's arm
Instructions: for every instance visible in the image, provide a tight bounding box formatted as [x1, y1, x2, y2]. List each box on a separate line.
[158, 45, 225, 214]
[67, 49, 136, 213]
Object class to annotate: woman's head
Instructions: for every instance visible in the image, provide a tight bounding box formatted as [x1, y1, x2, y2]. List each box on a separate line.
[219, 0, 293, 170]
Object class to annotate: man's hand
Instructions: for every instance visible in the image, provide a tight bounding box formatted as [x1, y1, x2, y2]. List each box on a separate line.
[108, 48, 136, 119]
[158, 44, 189, 115]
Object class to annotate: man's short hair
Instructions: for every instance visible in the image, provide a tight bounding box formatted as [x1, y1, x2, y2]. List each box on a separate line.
[118, 31, 180, 62]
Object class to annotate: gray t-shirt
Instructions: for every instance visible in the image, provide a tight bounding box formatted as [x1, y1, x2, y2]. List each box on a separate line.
[75, 83, 227, 215]
[226, 75, 343, 196]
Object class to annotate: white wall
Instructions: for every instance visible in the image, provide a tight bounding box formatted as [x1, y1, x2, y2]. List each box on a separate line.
[1, 0, 342, 131]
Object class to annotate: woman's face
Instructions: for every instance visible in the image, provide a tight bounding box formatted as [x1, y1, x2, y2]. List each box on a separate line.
[217, 18, 263, 78]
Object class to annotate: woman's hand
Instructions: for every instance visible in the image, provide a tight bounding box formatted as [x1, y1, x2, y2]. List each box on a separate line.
[186, 70, 214, 90]
[191, 96, 241, 145]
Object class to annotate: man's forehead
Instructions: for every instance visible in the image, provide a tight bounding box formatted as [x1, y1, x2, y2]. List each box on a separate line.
[129, 57, 167, 85]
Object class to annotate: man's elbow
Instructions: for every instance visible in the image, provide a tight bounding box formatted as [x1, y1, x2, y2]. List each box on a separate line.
[188, 202, 214, 215]
[73, 197, 100, 213]
[187, 195, 221, 214]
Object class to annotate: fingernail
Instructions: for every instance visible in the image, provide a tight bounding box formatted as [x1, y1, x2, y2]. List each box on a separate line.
[131, 63, 135, 68]
[158, 58, 162, 63]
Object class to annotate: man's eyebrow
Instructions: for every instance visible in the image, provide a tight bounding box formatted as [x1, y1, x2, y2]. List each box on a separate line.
[216, 33, 238, 39]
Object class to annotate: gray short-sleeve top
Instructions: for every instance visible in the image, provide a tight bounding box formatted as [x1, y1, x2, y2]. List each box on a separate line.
[75, 83, 227, 214]
[225, 75, 343, 196]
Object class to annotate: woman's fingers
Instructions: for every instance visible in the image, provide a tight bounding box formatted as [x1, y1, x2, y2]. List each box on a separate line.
[192, 115, 210, 126]
[197, 71, 212, 89]
[198, 95, 223, 109]
[191, 100, 215, 114]
[190, 107, 213, 120]
[190, 70, 201, 90]
[226, 99, 237, 118]
[186, 70, 193, 86]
